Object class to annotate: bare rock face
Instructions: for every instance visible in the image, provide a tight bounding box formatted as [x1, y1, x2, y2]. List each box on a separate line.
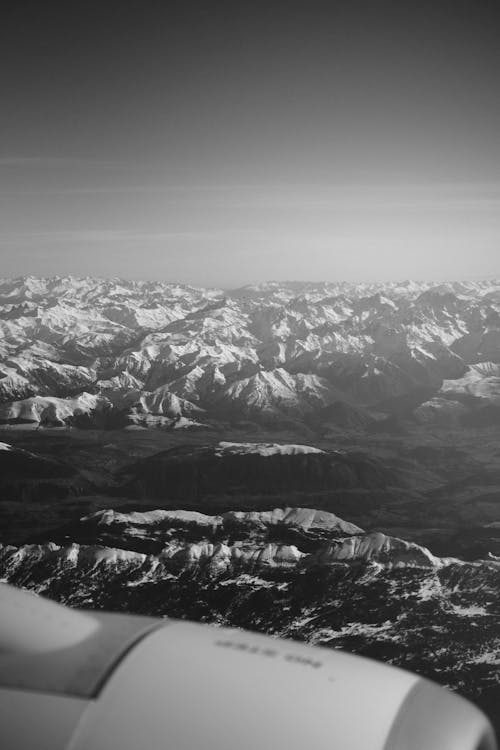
[373, 325, 410, 357]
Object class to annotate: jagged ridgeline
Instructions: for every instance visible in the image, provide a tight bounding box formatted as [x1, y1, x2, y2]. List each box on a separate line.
[2, 502, 500, 732]
[1, 276, 500, 429]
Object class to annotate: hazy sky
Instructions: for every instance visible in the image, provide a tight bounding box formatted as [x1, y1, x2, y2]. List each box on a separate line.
[1, 1, 499, 286]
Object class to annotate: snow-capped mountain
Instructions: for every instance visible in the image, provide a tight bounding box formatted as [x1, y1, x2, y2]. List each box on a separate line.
[2, 504, 499, 728]
[1, 275, 500, 428]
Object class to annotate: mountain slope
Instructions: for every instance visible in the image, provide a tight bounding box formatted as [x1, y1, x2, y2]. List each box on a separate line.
[1, 504, 499, 731]
[1, 276, 500, 428]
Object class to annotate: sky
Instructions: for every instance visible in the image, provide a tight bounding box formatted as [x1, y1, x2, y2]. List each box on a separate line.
[0, 0, 499, 286]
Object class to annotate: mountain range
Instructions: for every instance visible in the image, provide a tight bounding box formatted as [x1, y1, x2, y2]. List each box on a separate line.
[1, 275, 500, 429]
[1, 275, 500, 735]
[2, 499, 500, 730]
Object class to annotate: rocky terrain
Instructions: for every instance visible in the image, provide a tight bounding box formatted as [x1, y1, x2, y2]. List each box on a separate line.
[1, 276, 500, 733]
[2, 502, 500, 731]
[1, 275, 500, 430]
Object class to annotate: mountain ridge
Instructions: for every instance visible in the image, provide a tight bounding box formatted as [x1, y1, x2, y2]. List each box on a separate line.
[1, 276, 500, 429]
[2, 502, 499, 732]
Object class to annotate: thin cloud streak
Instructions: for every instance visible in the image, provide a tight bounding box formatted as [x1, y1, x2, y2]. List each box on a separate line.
[0, 228, 255, 244]
[0, 156, 124, 168]
[0, 156, 195, 177]
[1, 180, 500, 212]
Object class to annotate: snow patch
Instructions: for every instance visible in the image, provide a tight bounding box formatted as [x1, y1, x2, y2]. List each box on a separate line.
[216, 441, 325, 457]
[473, 650, 500, 665]
[449, 604, 489, 617]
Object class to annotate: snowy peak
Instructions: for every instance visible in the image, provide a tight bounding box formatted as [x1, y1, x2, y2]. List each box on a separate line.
[1, 276, 500, 428]
[313, 531, 444, 568]
[84, 505, 364, 539]
[0, 505, 453, 581]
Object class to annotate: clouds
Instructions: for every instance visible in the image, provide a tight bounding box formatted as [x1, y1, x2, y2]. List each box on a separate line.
[0, 157, 111, 168]
[0, 0, 499, 285]
[0, 228, 224, 243]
